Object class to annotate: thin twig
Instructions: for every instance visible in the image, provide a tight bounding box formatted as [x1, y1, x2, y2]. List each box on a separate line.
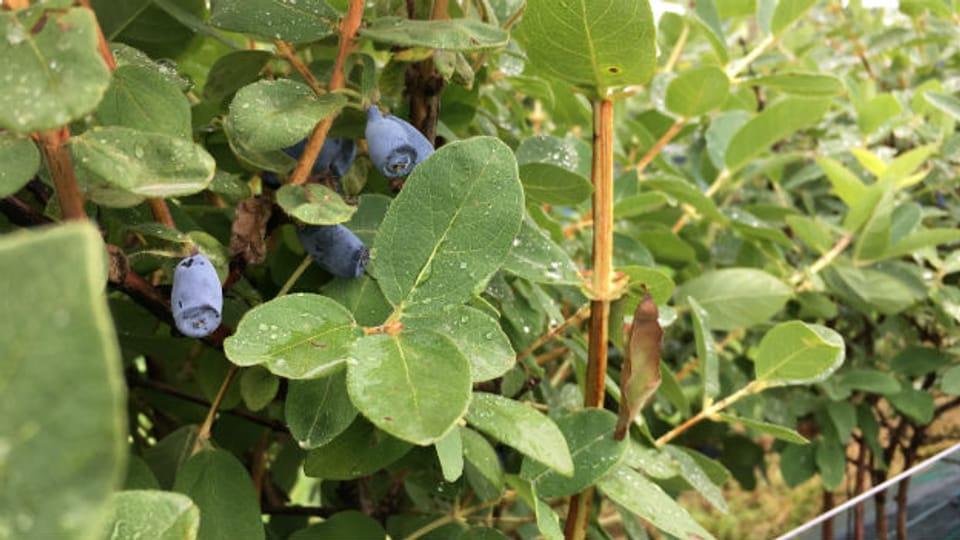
[789, 232, 855, 287]
[655, 380, 768, 447]
[634, 118, 685, 177]
[274, 40, 324, 95]
[277, 254, 313, 296]
[192, 364, 240, 454]
[516, 304, 590, 362]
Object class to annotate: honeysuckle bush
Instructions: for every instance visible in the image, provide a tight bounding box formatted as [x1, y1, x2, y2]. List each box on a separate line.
[2, 1, 960, 540]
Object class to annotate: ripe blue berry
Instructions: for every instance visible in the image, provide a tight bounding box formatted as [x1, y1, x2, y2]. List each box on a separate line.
[297, 224, 368, 279]
[171, 254, 223, 338]
[365, 107, 434, 178]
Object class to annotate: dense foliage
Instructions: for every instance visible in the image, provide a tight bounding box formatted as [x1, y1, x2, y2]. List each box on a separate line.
[2, 1, 960, 539]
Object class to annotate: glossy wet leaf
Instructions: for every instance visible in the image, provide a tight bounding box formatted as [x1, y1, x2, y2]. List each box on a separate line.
[403, 305, 514, 382]
[520, 409, 627, 497]
[503, 214, 580, 285]
[286, 369, 357, 449]
[675, 268, 792, 331]
[372, 137, 523, 313]
[347, 329, 472, 445]
[228, 80, 346, 152]
[716, 414, 808, 444]
[322, 275, 393, 327]
[101, 490, 199, 540]
[0, 133, 40, 197]
[755, 321, 845, 384]
[0, 224, 126, 540]
[94, 64, 191, 138]
[224, 293, 362, 379]
[69, 126, 216, 201]
[664, 445, 727, 512]
[598, 465, 715, 540]
[209, 0, 337, 43]
[277, 183, 356, 225]
[725, 98, 830, 172]
[665, 66, 729, 117]
[303, 418, 412, 480]
[360, 17, 508, 51]
[520, 0, 656, 94]
[0, 7, 111, 132]
[466, 392, 573, 476]
[172, 449, 264, 540]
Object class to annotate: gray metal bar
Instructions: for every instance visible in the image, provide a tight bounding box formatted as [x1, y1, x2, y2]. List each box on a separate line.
[774, 442, 960, 540]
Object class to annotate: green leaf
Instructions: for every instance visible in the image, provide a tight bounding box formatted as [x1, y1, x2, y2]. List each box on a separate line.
[322, 275, 393, 327]
[883, 228, 960, 259]
[692, 0, 728, 61]
[857, 94, 902, 135]
[822, 264, 919, 315]
[223, 116, 296, 173]
[746, 72, 844, 96]
[372, 137, 523, 312]
[888, 388, 935, 424]
[519, 163, 594, 205]
[0, 7, 111, 132]
[239, 366, 279, 411]
[853, 181, 894, 262]
[780, 443, 816, 487]
[816, 156, 867, 206]
[458, 527, 510, 540]
[786, 215, 834, 253]
[288, 511, 386, 540]
[224, 293, 362, 379]
[836, 369, 901, 395]
[725, 98, 830, 172]
[755, 321, 845, 384]
[878, 143, 937, 185]
[614, 192, 668, 218]
[675, 268, 792, 331]
[102, 490, 199, 540]
[286, 369, 357, 449]
[228, 80, 347, 152]
[142, 426, 198, 490]
[689, 297, 719, 400]
[924, 91, 960, 122]
[69, 126, 216, 202]
[663, 445, 727, 512]
[826, 401, 857, 443]
[347, 329, 472, 445]
[403, 305, 515, 382]
[94, 64, 191, 138]
[598, 465, 715, 540]
[277, 183, 356, 225]
[520, 409, 627, 498]
[435, 428, 464, 482]
[359, 17, 508, 51]
[770, 0, 817, 34]
[941, 365, 960, 395]
[888, 347, 952, 377]
[504, 475, 563, 540]
[815, 437, 846, 491]
[209, 0, 337, 43]
[203, 50, 272, 102]
[461, 427, 504, 498]
[619, 266, 676, 305]
[520, 0, 656, 94]
[173, 449, 265, 540]
[665, 66, 729, 117]
[504, 214, 581, 285]
[0, 133, 40, 197]
[642, 175, 727, 223]
[466, 392, 573, 476]
[303, 418, 412, 480]
[0, 223, 126, 540]
[716, 414, 808, 444]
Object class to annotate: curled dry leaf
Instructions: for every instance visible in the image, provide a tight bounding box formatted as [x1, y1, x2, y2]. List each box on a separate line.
[614, 292, 663, 441]
[230, 197, 273, 264]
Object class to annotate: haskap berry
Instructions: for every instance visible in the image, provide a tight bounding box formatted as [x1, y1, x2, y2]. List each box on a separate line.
[365, 107, 434, 178]
[171, 253, 223, 338]
[282, 137, 357, 177]
[297, 224, 369, 279]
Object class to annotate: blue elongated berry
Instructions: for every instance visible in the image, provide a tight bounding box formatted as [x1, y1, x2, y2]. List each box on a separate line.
[297, 224, 368, 279]
[365, 107, 434, 178]
[171, 253, 223, 338]
[282, 138, 357, 177]
[261, 171, 282, 190]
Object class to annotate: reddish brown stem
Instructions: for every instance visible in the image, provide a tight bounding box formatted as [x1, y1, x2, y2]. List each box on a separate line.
[148, 198, 176, 229]
[274, 40, 323, 95]
[192, 364, 239, 454]
[822, 490, 835, 540]
[634, 118, 684, 176]
[34, 128, 86, 221]
[77, 0, 116, 70]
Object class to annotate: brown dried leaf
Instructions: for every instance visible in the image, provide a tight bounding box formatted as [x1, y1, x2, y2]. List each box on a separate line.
[230, 197, 273, 264]
[614, 293, 663, 440]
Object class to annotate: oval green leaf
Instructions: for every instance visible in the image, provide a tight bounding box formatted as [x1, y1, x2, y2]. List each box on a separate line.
[746, 73, 844, 97]
[347, 329, 472, 445]
[285, 369, 358, 449]
[94, 64, 191, 138]
[0, 7, 111, 132]
[101, 490, 199, 540]
[755, 321, 845, 384]
[228, 79, 347, 152]
[465, 392, 573, 477]
[209, 0, 337, 43]
[0, 133, 40, 197]
[519, 163, 593, 206]
[835, 369, 901, 395]
[303, 418, 412, 480]
[675, 268, 792, 331]
[172, 449, 265, 540]
[277, 183, 356, 225]
[725, 98, 831, 172]
[359, 17, 508, 51]
[520, 409, 627, 497]
[503, 214, 581, 285]
[665, 66, 730, 117]
[224, 293, 362, 379]
[371, 137, 523, 313]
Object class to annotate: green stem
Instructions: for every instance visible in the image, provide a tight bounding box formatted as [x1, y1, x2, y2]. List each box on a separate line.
[655, 379, 771, 447]
[277, 255, 313, 297]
